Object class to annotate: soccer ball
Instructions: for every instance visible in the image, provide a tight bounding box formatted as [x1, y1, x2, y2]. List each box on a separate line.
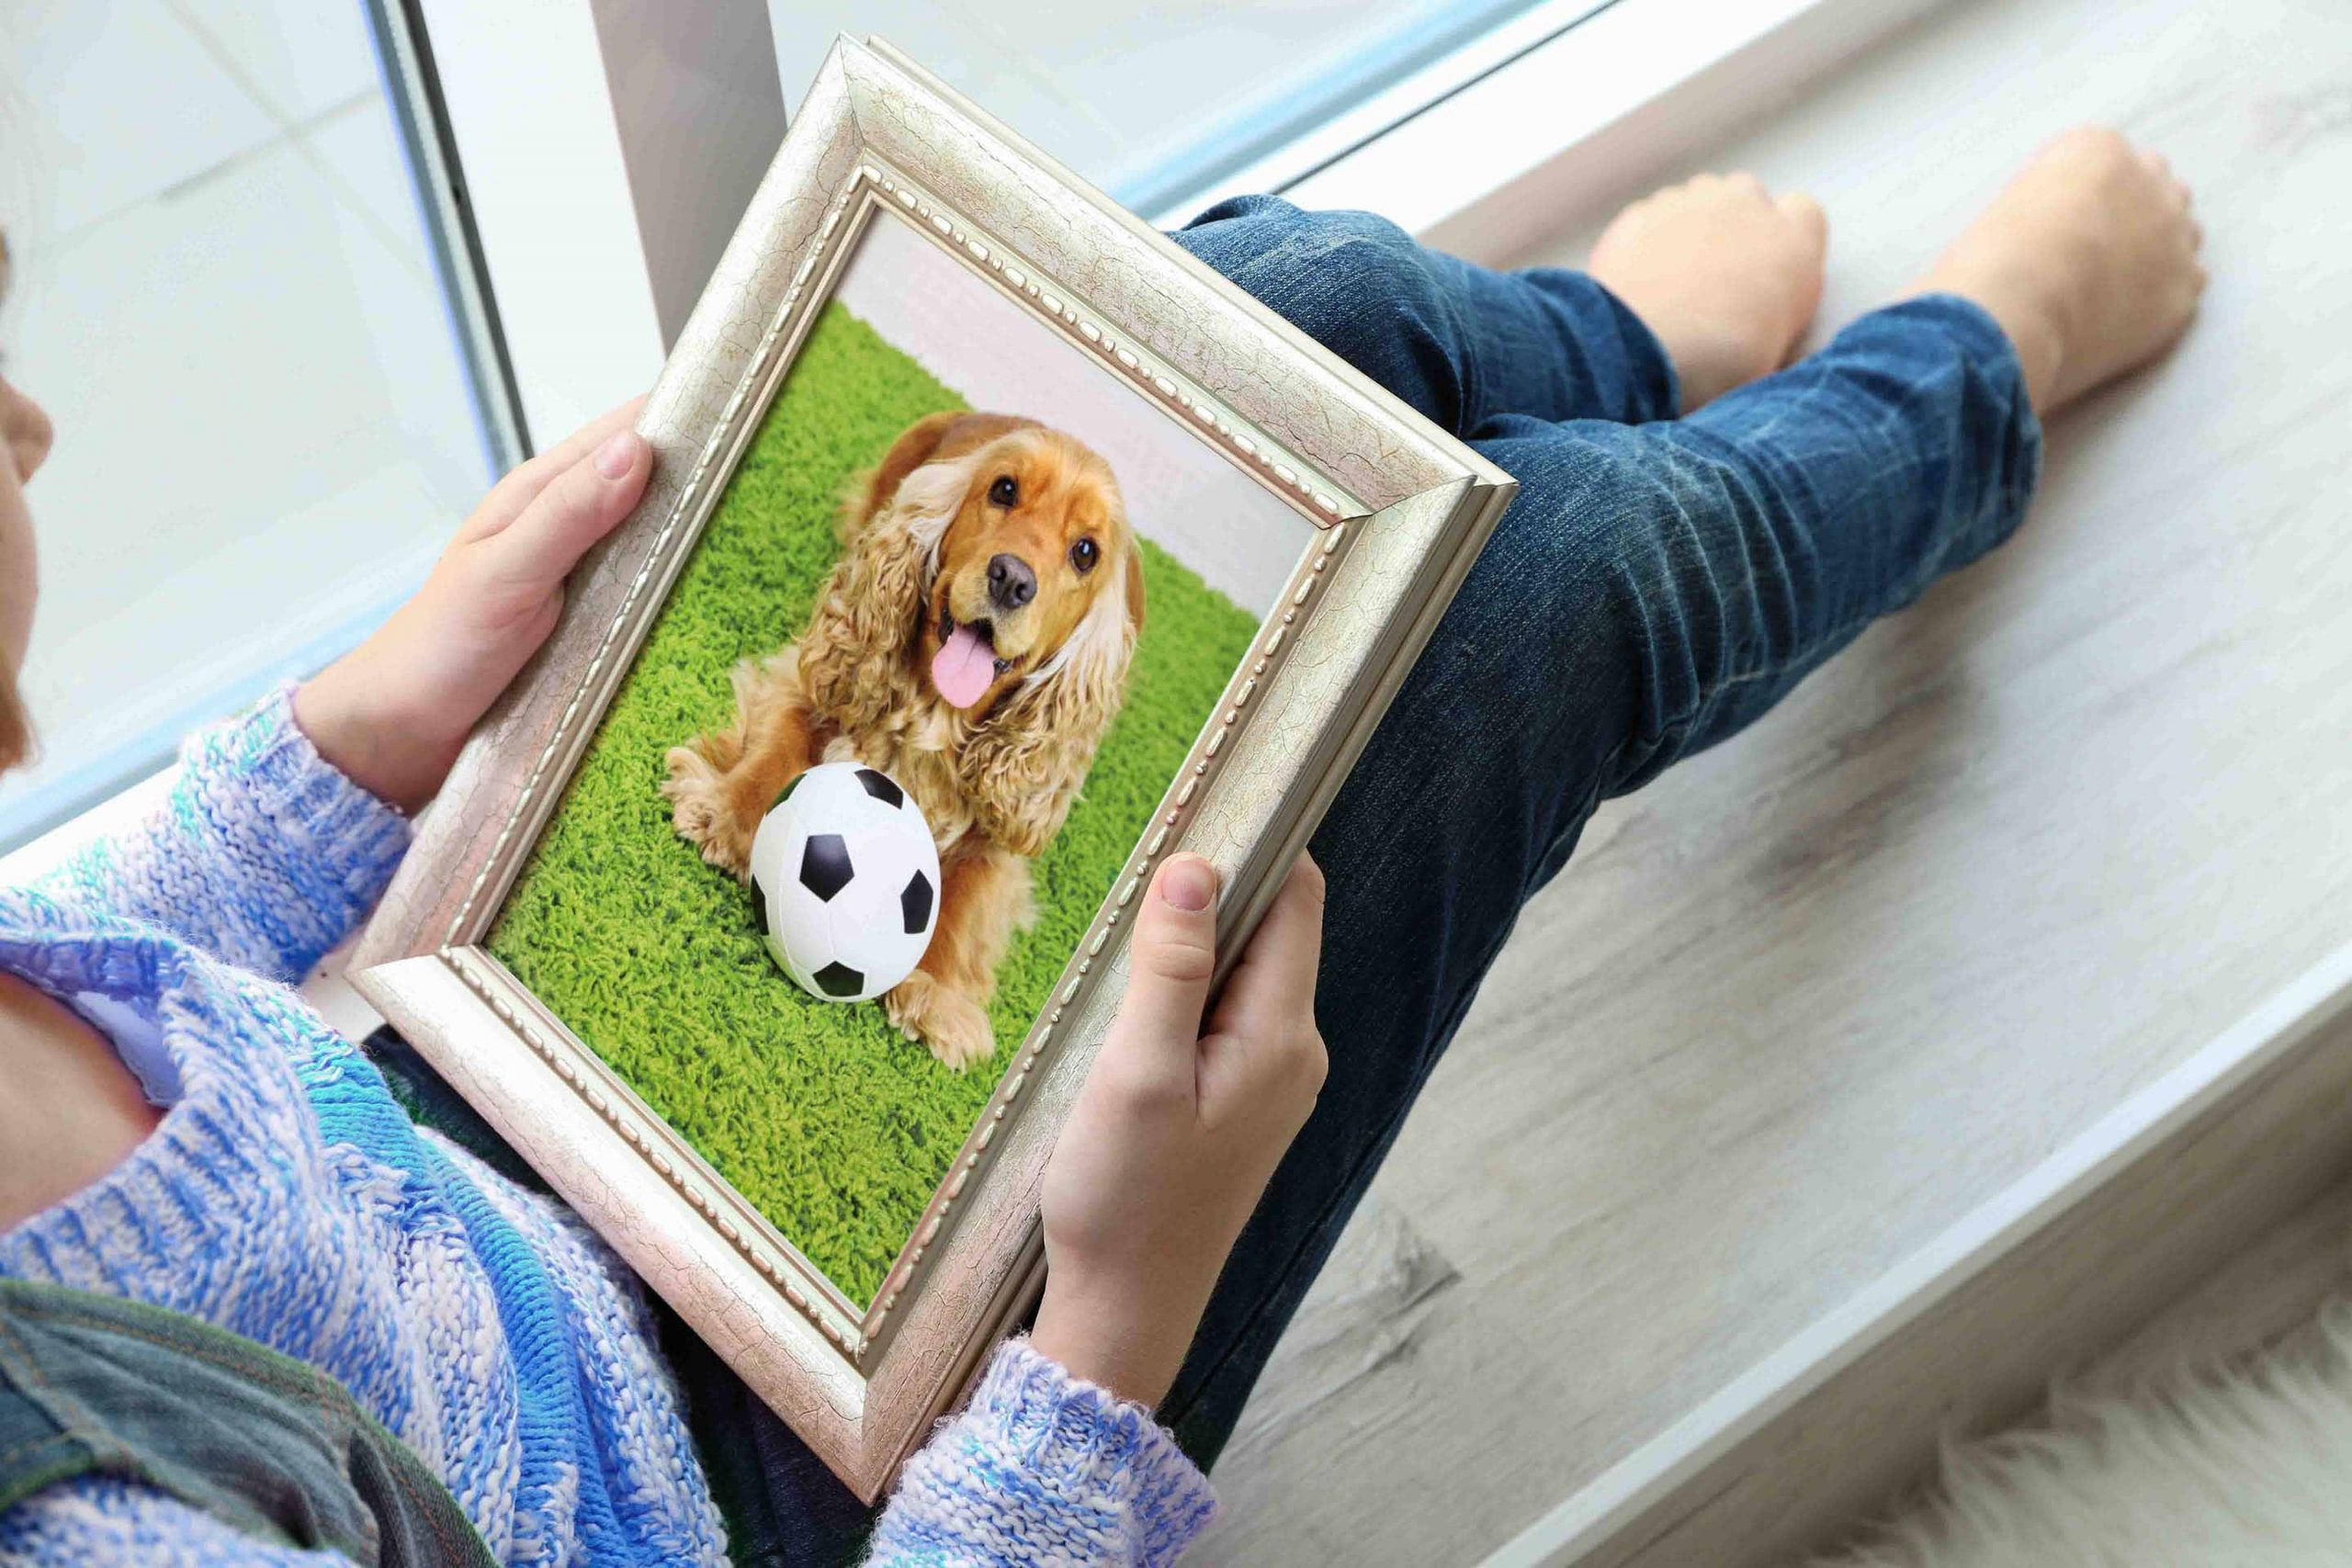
[746, 762, 940, 1002]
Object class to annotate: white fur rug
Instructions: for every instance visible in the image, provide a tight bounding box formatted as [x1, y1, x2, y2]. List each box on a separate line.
[1812, 1302, 2352, 1567]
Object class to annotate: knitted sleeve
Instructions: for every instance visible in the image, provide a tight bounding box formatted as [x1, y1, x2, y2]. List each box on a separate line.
[34, 686, 411, 984]
[865, 1340, 1216, 1567]
[0, 1475, 357, 1565]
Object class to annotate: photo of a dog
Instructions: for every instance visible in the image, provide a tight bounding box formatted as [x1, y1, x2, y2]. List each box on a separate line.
[663, 411, 1144, 1069]
[488, 207, 1305, 1303]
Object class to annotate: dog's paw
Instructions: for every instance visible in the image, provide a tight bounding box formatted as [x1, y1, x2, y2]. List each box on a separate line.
[884, 973, 997, 1072]
[662, 745, 752, 876]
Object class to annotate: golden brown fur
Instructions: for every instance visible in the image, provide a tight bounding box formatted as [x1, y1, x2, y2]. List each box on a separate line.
[662, 412, 1144, 1068]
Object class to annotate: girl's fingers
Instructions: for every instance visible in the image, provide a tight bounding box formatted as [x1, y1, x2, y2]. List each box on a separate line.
[479, 428, 650, 586]
[1207, 853, 1325, 1045]
[459, 398, 649, 544]
[1103, 854, 1222, 1086]
[536, 395, 650, 475]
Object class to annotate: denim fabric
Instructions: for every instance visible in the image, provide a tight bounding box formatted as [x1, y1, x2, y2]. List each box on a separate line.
[1155, 196, 2041, 1463]
[0, 1278, 495, 1566]
[379, 197, 2043, 1562]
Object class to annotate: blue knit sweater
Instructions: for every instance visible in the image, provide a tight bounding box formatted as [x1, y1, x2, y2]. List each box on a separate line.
[0, 689, 1215, 1565]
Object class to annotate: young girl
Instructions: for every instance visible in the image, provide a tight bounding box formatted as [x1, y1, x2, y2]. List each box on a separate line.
[0, 123, 2199, 1563]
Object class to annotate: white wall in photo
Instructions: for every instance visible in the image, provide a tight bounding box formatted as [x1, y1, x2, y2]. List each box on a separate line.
[830, 210, 1313, 617]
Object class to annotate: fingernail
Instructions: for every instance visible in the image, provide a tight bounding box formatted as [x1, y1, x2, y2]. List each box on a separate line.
[1161, 855, 1216, 911]
[594, 430, 639, 479]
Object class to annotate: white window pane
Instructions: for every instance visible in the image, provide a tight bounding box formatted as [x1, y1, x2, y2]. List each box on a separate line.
[0, 0, 491, 845]
[769, 0, 1543, 213]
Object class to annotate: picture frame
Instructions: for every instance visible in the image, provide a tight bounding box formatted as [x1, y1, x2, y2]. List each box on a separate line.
[349, 35, 1512, 1499]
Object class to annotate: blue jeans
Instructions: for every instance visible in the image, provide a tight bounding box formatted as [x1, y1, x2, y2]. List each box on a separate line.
[399, 197, 2042, 1563]
[1152, 197, 2041, 1461]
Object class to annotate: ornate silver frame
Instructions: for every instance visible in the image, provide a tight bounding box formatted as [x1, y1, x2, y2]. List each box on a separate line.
[350, 36, 1512, 1498]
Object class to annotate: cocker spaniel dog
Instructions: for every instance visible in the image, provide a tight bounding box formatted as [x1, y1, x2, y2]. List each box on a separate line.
[663, 411, 1144, 1069]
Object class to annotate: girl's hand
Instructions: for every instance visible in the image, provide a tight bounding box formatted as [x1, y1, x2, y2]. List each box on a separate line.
[1032, 852, 1329, 1407]
[295, 400, 651, 812]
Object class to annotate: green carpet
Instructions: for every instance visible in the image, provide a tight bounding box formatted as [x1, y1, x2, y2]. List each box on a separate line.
[486, 303, 1257, 1307]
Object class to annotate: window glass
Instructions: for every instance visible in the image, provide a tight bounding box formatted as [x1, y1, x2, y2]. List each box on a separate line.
[0, 0, 489, 846]
[768, 0, 1546, 216]
[0, 0, 1555, 847]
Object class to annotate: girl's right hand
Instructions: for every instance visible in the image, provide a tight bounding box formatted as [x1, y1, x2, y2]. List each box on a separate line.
[1032, 852, 1328, 1407]
[293, 401, 650, 814]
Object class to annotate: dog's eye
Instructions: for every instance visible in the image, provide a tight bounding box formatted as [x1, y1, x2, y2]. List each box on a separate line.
[1069, 536, 1099, 574]
[988, 475, 1018, 509]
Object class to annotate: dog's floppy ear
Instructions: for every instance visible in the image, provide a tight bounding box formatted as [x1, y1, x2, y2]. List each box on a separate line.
[960, 533, 1141, 858]
[844, 412, 953, 544]
[843, 412, 1039, 545]
[801, 439, 985, 732]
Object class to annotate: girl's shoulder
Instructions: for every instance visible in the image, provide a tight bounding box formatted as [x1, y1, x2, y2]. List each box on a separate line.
[0, 876, 369, 1109]
[0, 889, 414, 1319]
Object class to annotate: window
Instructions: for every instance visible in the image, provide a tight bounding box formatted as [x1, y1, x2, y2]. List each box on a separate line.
[0, 0, 1606, 848]
[765, 0, 1573, 220]
[0, 0, 492, 847]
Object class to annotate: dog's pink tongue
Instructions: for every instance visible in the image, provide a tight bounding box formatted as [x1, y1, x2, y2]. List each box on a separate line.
[931, 624, 997, 708]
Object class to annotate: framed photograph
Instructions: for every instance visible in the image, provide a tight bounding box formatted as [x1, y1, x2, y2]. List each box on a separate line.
[350, 36, 1511, 1498]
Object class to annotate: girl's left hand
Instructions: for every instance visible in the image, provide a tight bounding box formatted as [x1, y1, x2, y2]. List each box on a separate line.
[1032, 852, 1328, 1407]
[295, 400, 651, 812]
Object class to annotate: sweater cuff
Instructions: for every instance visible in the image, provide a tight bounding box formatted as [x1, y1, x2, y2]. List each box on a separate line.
[188, 684, 413, 942]
[992, 1337, 1205, 1461]
[974, 1341, 1216, 1562]
[874, 1339, 1216, 1567]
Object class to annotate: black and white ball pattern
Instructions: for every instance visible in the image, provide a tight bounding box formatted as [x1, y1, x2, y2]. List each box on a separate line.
[746, 762, 940, 1002]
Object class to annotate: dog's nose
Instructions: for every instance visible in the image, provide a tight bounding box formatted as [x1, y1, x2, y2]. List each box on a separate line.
[987, 553, 1036, 611]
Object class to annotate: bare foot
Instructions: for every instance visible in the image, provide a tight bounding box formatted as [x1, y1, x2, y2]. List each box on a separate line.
[1909, 127, 2204, 414]
[1588, 173, 1828, 411]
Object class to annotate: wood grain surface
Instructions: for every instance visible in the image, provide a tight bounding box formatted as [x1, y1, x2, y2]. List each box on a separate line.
[1194, 0, 2352, 1558]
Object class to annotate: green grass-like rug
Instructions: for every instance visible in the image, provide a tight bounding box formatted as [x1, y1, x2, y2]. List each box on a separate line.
[487, 303, 1258, 1306]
